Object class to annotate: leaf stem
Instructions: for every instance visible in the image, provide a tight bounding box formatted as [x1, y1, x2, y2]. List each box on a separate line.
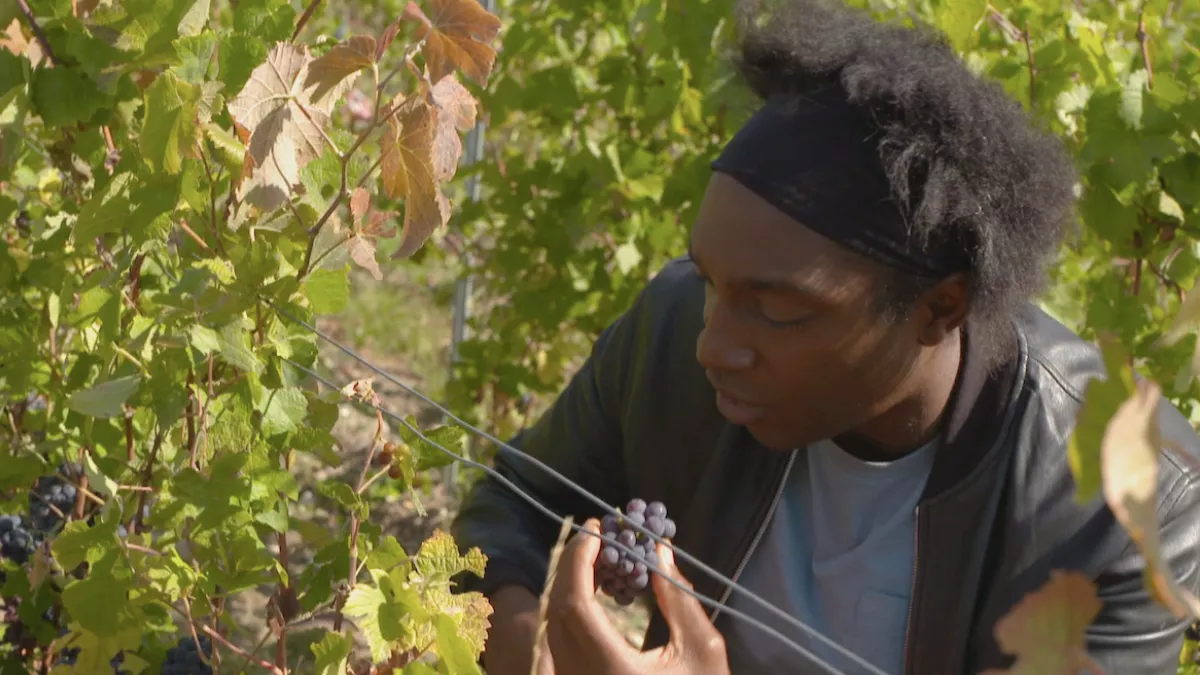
[290, 0, 324, 42]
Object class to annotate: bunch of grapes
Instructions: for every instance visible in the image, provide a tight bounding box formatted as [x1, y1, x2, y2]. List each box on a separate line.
[161, 635, 213, 675]
[595, 499, 677, 606]
[0, 515, 36, 565]
[29, 465, 81, 535]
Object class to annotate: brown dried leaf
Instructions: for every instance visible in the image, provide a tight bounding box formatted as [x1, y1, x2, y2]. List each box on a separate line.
[1101, 379, 1200, 619]
[376, 17, 403, 61]
[227, 43, 330, 212]
[379, 98, 450, 258]
[340, 378, 381, 408]
[350, 187, 371, 226]
[980, 570, 1104, 675]
[403, 0, 502, 86]
[303, 35, 376, 113]
[348, 234, 383, 281]
[428, 73, 478, 182]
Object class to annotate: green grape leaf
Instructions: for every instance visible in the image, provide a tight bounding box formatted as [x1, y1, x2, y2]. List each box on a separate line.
[412, 425, 464, 471]
[59, 556, 137, 638]
[188, 324, 221, 354]
[434, 613, 484, 675]
[311, 632, 353, 675]
[52, 520, 117, 571]
[31, 66, 104, 127]
[256, 387, 308, 436]
[68, 376, 142, 419]
[304, 267, 350, 314]
[140, 70, 203, 175]
[343, 584, 391, 663]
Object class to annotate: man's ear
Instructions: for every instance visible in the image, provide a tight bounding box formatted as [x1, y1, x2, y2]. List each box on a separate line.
[916, 273, 969, 346]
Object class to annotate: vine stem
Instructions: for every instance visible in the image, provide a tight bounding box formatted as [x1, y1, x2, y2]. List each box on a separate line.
[290, 0, 323, 42]
[134, 430, 163, 534]
[1137, 2, 1155, 90]
[15, 0, 58, 65]
[201, 625, 285, 674]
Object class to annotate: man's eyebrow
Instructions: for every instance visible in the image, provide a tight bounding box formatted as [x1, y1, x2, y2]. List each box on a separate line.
[687, 242, 824, 298]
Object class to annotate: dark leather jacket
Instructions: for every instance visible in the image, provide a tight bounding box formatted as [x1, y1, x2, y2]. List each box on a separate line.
[451, 256, 1200, 674]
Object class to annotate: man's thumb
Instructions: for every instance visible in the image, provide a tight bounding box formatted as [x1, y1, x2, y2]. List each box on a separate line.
[650, 543, 723, 651]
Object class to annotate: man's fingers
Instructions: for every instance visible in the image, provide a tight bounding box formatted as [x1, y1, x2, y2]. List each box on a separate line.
[545, 519, 636, 667]
[651, 542, 727, 661]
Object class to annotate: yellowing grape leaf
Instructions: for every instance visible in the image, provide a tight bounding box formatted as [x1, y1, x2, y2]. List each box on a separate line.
[980, 570, 1103, 675]
[1068, 335, 1136, 503]
[411, 529, 486, 582]
[403, 0, 502, 86]
[1100, 378, 1200, 620]
[303, 35, 375, 112]
[227, 42, 333, 214]
[379, 97, 450, 258]
[427, 73, 477, 182]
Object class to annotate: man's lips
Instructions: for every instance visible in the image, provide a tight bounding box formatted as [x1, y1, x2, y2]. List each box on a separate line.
[713, 388, 768, 425]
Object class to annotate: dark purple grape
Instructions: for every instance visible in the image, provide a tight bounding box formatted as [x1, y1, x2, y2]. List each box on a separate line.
[617, 530, 636, 549]
[644, 550, 658, 569]
[626, 499, 647, 515]
[601, 546, 619, 566]
[633, 562, 647, 577]
[601, 514, 619, 533]
[631, 573, 649, 591]
[662, 519, 677, 540]
[616, 592, 636, 606]
[645, 516, 665, 537]
[647, 501, 667, 519]
[625, 511, 645, 529]
[619, 558, 634, 575]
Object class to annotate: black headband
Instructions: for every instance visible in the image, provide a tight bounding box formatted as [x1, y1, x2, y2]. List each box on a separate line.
[710, 89, 972, 278]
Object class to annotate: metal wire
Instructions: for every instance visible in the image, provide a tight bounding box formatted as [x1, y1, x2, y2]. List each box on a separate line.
[285, 358, 853, 675]
[270, 300, 889, 675]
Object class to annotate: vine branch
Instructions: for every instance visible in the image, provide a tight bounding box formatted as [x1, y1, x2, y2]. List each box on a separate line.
[15, 0, 58, 65]
[1137, 2, 1154, 90]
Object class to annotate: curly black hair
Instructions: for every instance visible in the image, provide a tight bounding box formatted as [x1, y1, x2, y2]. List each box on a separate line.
[730, 0, 1080, 368]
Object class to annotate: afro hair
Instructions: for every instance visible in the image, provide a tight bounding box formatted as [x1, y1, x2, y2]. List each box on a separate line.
[730, 0, 1080, 367]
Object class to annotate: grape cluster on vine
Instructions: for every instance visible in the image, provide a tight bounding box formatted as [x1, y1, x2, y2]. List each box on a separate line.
[0, 515, 35, 566]
[161, 635, 214, 675]
[595, 499, 677, 606]
[28, 463, 81, 535]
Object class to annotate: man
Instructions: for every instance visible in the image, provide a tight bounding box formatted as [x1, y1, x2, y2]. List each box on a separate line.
[451, 0, 1200, 673]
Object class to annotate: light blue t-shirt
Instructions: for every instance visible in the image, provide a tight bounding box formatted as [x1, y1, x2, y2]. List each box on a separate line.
[723, 436, 937, 675]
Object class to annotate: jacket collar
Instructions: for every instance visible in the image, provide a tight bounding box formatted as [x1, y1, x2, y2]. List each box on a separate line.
[921, 318, 1022, 500]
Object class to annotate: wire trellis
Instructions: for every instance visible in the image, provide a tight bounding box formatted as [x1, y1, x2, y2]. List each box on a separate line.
[270, 300, 890, 675]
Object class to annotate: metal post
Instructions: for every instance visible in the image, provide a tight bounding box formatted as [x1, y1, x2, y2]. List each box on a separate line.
[443, 0, 497, 496]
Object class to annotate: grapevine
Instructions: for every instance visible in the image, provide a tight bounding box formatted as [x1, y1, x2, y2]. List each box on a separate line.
[0, 0, 502, 671]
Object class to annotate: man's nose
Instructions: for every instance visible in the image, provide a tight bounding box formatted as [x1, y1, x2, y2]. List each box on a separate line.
[696, 303, 755, 371]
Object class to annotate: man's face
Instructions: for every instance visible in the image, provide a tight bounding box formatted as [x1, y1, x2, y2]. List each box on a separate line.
[688, 172, 937, 452]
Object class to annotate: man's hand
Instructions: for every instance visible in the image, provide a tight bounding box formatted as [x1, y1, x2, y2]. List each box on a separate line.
[545, 518, 731, 675]
[481, 585, 555, 675]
